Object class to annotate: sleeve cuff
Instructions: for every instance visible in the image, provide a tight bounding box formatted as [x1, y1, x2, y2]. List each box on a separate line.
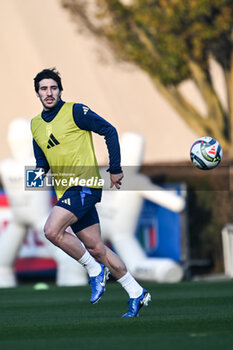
[106, 166, 122, 174]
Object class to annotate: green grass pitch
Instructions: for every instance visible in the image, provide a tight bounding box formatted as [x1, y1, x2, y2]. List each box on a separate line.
[0, 280, 233, 350]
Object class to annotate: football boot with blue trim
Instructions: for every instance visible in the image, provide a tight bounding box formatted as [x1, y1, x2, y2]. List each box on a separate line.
[89, 264, 110, 304]
[122, 289, 151, 317]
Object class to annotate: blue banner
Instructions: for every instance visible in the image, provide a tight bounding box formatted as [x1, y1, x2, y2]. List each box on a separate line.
[135, 185, 183, 262]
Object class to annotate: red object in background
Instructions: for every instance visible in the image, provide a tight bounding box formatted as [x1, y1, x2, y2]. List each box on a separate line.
[149, 226, 157, 249]
[14, 257, 57, 273]
[0, 193, 9, 207]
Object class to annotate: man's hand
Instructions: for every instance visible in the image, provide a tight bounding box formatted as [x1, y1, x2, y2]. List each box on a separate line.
[110, 173, 124, 189]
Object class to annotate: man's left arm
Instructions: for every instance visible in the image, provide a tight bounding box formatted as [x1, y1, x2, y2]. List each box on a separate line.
[73, 104, 124, 188]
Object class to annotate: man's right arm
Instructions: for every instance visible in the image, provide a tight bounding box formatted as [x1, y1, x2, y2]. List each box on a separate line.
[32, 139, 50, 174]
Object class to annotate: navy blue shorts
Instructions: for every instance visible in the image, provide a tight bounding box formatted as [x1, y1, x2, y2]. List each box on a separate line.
[56, 186, 102, 233]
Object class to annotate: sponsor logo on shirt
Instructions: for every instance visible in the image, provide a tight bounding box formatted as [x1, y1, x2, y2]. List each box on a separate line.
[47, 133, 60, 149]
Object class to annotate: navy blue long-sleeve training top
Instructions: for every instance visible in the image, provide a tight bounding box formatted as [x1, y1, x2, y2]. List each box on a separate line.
[32, 99, 122, 174]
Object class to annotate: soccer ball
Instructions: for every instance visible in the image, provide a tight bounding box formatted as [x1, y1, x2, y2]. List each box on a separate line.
[190, 136, 223, 170]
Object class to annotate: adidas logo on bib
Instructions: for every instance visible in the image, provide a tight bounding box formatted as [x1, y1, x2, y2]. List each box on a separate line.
[47, 133, 60, 149]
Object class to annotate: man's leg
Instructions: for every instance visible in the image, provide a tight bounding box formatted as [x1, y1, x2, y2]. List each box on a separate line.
[44, 206, 106, 302]
[44, 205, 86, 260]
[77, 223, 151, 317]
[77, 223, 127, 278]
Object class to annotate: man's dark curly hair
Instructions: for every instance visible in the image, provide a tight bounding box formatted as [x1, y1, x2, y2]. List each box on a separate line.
[34, 68, 63, 93]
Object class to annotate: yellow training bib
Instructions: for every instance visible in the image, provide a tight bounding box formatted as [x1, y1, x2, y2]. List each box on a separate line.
[31, 102, 102, 199]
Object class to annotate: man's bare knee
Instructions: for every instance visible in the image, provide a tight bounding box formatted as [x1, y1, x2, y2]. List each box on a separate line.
[44, 223, 61, 246]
